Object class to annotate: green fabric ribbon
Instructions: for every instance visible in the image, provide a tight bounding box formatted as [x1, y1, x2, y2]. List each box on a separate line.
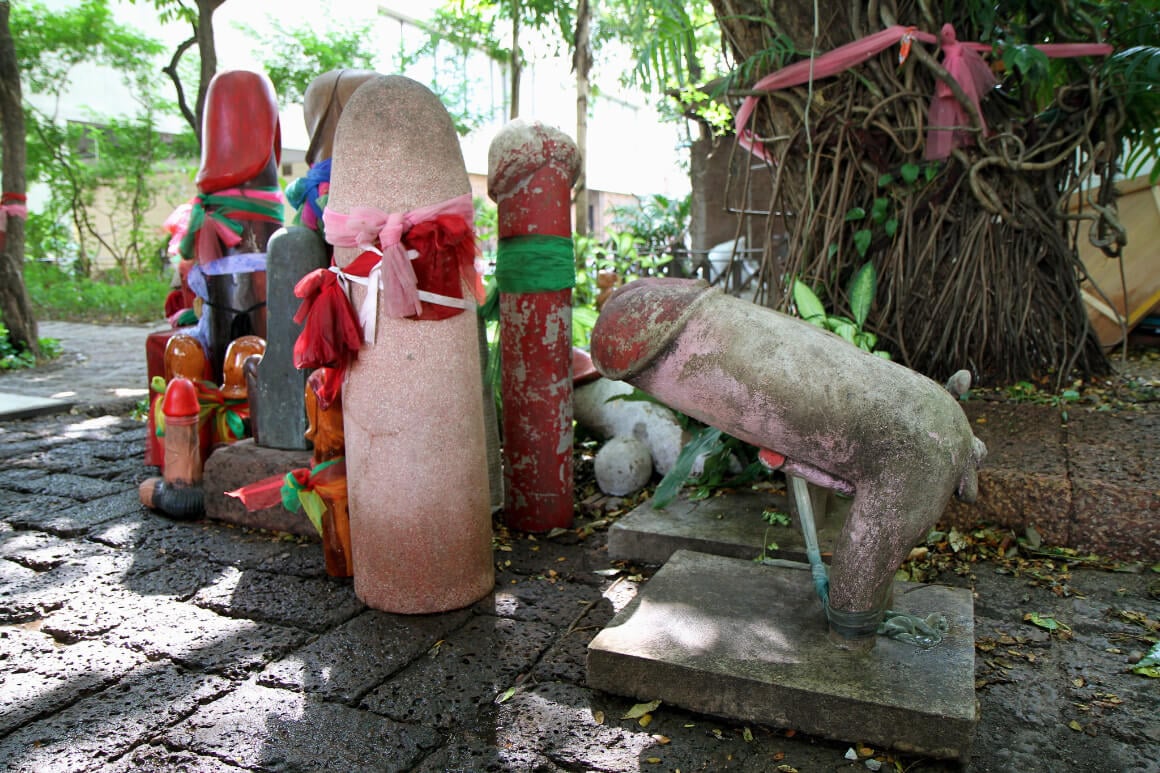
[281, 458, 342, 536]
[480, 234, 577, 322]
[178, 187, 285, 261]
[495, 234, 576, 293]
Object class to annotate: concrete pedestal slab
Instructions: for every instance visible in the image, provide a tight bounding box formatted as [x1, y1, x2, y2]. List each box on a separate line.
[0, 392, 73, 420]
[587, 550, 978, 761]
[608, 489, 847, 566]
[203, 439, 315, 537]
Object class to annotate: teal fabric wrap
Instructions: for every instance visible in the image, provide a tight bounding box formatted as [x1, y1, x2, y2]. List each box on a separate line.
[494, 235, 576, 294]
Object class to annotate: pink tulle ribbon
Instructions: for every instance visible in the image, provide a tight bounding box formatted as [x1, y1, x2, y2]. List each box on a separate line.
[734, 24, 1113, 161]
[322, 193, 475, 342]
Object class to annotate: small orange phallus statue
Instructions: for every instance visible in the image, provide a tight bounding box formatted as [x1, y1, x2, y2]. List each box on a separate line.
[298, 367, 351, 577]
[214, 335, 265, 445]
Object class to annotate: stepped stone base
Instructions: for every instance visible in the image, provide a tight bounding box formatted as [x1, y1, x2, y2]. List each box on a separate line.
[588, 550, 978, 761]
[202, 439, 315, 537]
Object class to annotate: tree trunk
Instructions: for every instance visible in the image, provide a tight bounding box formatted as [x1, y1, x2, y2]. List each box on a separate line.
[509, 0, 521, 119]
[192, 0, 225, 144]
[572, 0, 590, 237]
[705, 0, 1110, 386]
[0, 1, 39, 356]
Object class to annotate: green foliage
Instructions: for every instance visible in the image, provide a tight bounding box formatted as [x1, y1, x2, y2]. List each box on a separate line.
[608, 193, 689, 261]
[245, 15, 376, 108]
[24, 261, 170, 324]
[792, 263, 890, 358]
[13, 0, 191, 277]
[1101, 45, 1160, 181]
[0, 323, 61, 370]
[13, 0, 164, 91]
[651, 424, 765, 509]
[1001, 379, 1082, 420]
[837, 164, 938, 261]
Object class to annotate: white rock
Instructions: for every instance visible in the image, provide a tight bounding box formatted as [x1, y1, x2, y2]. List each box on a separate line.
[574, 378, 687, 474]
[593, 436, 653, 496]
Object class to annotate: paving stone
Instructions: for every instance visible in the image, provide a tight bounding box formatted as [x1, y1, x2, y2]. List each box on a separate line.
[0, 529, 85, 570]
[5, 489, 143, 538]
[40, 586, 163, 643]
[0, 663, 232, 773]
[259, 608, 471, 703]
[532, 597, 617, 684]
[477, 575, 603, 627]
[361, 615, 557, 728]
[128, 514, 329, 574]
[192, 565, 364, 632]
[100, 599, 310, 678]
[970, 666, 1155, 773]
[493, 681, 662, 770]
[165, 681, 440, 772]
[587, 550, 979, 761]
[1058, 638, 1160, 751]
[116, 551, 231, 600]
[0, 625, 146, 736]
[410, 734, 561, 772]
[0, 556, 106, 624]
[0, 471, 123, 502]
[495, 535, 598, 579]
[106, 744, 248, 772]
[0, 490, 78, 526]
[608, 488, 826, 565]
[0, 466, 50, 489]
[0, 434, 72, 461]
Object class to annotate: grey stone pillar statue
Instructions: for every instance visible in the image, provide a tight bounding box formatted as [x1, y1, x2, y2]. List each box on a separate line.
[248, 226, 329, 449]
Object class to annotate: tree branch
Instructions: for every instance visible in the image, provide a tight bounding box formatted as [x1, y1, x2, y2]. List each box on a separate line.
[163, 35, 198, 139]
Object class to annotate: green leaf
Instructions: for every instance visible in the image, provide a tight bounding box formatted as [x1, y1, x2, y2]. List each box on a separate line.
[495, 686, 517, 704]
[791, 279, 827, 324]
[622, 699, 662, 719]
[871, 197, 890, 223]
[827, 243, 839, 258]
[830, 321, 857, 343]
[877, 173, 894, 187]
[900, 163, 921, 184]
[1024, 612, 1070, 633]
[884, 218, 898, 237]
[762, 508, 791, 526]
[572, 304, 599, 347]
[848, 262, 878, 327]
[844, 207, 867, 222]
[652, 427, 723, 509]
[853, 229, 873, 257]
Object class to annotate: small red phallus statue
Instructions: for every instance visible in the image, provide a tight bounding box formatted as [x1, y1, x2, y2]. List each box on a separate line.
[139, 377, 205, 520]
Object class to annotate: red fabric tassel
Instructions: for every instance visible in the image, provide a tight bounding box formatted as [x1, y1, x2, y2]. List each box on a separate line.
[404, 214, 482, 321]
[226, 472, 289, 511]
[292, 268, 362, 370]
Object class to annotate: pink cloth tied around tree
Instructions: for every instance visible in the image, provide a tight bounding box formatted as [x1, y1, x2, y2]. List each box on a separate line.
[734, 24, 1113, 162]
[322, 192, 482, 341]
[0, 202, 27, 233]
[926, 24, 996, 160]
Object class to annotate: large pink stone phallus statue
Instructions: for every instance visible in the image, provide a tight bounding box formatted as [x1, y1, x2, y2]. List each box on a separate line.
[590, 278, 987, 646]
[305, 74, 493, 614]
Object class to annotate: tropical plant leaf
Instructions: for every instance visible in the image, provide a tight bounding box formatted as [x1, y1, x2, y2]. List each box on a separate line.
[853, 229, 873, 257]
[791, 278, 826, 324]
[652, 426, 722, 509]
[848, 262, 877, 327]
